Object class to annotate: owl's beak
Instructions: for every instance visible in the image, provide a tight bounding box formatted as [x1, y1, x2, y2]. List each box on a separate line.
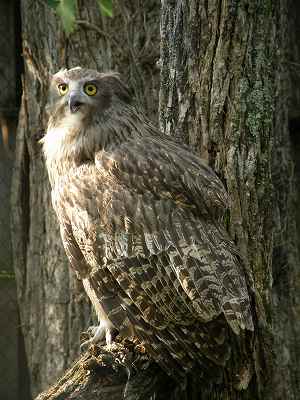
[69, 93, 83, 113]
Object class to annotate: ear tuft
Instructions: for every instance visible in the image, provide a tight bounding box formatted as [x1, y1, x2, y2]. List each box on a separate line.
[68, 66, 82, 72]
[51, 68, 68, 83]
[100, 72, 132, 104]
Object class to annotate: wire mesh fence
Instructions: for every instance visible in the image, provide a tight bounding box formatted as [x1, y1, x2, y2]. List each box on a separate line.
[0, 1, 29, 397]
[0, 280, 18, 399]
[0, 137, 21, 400]
[0, 146, 13, 274]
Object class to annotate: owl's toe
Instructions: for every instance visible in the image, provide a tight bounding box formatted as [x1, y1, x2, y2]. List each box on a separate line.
[80, 324, 106, 351]
[80, 322, 119, 351]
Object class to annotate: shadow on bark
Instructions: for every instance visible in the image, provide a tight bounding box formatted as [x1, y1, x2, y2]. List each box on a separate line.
[34, 344, 179, 400]
[34, 335, 262, 400]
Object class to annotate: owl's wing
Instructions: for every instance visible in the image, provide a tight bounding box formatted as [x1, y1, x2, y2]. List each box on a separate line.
[97, 135, 229, 218]
[88, 136, 253, 335]
[59, 220, 90, 277]
[51, 189, 89, 278]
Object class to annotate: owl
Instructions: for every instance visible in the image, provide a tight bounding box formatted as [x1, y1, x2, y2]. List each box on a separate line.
[42, 67, 253, 380]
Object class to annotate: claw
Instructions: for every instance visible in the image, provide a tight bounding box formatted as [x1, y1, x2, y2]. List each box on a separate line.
[86, 325, 98, 336]
[80, 319, 117, 351]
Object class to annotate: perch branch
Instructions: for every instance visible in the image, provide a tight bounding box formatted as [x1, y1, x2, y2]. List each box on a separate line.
[34, 342, 176, 400]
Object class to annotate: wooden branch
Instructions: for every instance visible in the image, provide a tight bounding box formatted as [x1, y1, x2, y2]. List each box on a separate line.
[34, 342, 177, 400]
[76, 20, 118, 46]
[0, 114, 10, 152]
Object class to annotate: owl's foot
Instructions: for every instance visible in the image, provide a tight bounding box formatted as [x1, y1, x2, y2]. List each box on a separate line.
[80, 321, 118, 351]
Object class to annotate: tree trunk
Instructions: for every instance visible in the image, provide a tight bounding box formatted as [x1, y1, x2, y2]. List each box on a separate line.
[160, 0, 300, 398]
[12, 0, 300, 399]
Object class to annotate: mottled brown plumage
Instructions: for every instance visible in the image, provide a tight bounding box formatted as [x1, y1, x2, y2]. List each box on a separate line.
[42, 67, 253, 379]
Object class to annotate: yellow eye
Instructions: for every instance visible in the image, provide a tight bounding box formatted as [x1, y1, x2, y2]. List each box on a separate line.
[84, 83, 97, 96]
[58, 83, 69, 96]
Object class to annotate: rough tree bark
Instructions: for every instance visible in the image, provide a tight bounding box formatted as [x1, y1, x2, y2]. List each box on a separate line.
[159, 0, 300, 398]
[11, 0, 300, 399]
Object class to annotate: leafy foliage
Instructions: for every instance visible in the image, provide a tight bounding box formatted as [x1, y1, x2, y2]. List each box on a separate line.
[56, 0, 76, 34]
[96, 0, 113, 17]
[46, 0, 113, 35]
[0, 270, 15, 280]
[47, 0, 60, 8]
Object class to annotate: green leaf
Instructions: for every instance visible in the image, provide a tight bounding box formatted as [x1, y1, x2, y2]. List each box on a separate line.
[56, 0, 77, 35]
[0, 270, 15, 280]
[97, 0, 113, 17]
[46, 0, 60, 9]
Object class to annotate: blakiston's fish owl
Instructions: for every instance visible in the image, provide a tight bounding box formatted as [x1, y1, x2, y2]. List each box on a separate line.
[42, 67, 253, 379]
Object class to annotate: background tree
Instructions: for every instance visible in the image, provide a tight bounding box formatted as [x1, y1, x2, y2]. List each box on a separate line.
[11, 0, 300, 399]
[160, 1, 300, 398]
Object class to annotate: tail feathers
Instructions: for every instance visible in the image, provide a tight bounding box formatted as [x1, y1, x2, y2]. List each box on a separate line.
[189, 318, 231, 366]
[222, 298, 254, 335]
[133, 312, 232, 378]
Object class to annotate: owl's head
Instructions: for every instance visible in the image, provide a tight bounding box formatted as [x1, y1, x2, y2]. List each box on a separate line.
[43, 67, 154, 184]
[47, 67, 132, 128]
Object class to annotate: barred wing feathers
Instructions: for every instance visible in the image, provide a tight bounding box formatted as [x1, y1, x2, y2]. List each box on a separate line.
[98, 135, 229, 217]
[52, 135, 253, 374]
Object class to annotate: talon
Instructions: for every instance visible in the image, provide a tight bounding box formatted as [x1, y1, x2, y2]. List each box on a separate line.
[106, 329, 112, 347]
[80, 339, 92, 352]
[86, 325, 98, 335]
[80, 320, 117, 351]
